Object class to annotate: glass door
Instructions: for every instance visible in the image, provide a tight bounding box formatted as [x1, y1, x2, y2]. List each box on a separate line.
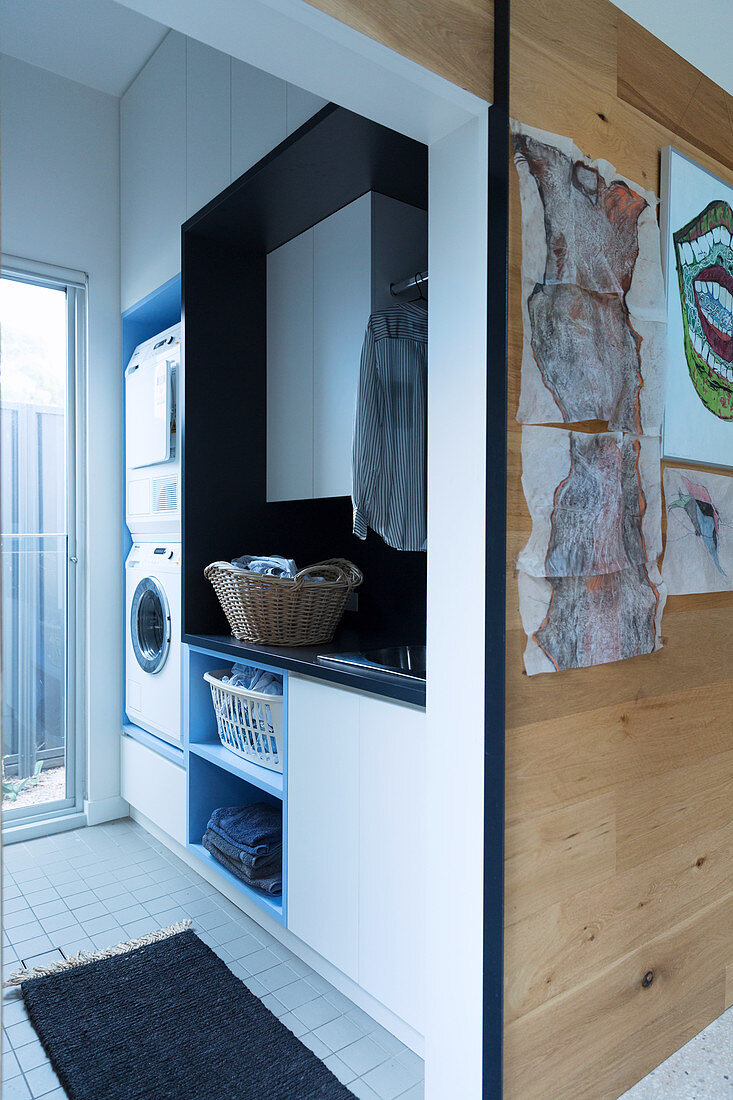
[1, 267, 83, 826]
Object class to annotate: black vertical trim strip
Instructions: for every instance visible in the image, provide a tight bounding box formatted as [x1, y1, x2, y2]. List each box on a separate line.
[484, 0, 510, 1097]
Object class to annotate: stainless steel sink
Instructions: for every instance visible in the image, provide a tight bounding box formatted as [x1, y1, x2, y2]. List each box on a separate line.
[317, 644, 426, 681]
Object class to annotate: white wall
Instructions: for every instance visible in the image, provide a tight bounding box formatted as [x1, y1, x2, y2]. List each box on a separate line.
[0, 55, 126, 823]
[425, 113, 488, 1099]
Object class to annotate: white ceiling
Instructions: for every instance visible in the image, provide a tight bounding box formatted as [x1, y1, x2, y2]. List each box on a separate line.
[611, 0, 733, 97]
[0, 0, 168, 97]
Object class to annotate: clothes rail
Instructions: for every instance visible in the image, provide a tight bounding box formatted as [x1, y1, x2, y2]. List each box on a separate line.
[390, 270, 428, 296]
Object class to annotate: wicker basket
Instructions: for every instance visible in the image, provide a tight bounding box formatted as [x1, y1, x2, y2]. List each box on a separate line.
[204, 558, 363, 646]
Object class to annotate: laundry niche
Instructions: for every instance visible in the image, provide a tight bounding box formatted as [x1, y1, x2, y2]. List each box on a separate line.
[266, 191, 427, 502]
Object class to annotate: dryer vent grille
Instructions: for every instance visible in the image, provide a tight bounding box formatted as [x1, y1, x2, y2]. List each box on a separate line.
[152, 476, 178, 513]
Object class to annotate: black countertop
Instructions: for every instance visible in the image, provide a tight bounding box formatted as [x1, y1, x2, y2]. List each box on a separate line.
[183, 627, 426, 707]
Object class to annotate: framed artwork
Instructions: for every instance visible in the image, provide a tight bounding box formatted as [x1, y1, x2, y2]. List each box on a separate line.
[661, 147, 733, 468]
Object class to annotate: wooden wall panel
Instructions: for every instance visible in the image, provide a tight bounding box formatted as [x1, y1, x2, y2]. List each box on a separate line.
[507, 2, 733, 1098]
[304, 0, 493, 100]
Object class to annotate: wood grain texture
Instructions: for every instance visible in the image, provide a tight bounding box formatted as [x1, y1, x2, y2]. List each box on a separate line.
[617, 12, 733, 175]
[303, 0, 493, 101]
[507, 1, 733, 1097]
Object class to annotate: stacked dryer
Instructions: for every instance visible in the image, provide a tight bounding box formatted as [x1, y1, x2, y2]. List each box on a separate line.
[124, 323, 183, 747]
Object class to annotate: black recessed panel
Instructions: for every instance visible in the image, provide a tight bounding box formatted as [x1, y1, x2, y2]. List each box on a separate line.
[182, 105, 428, 646]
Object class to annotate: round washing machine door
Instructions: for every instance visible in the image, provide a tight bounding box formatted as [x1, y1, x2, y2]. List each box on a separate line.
[130, 576, 171, 674]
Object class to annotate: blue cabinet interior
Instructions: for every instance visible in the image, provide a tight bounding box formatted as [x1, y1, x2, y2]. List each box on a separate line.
[185, 643, 288, 926]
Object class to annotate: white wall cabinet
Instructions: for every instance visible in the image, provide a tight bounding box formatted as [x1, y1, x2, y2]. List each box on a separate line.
[121, 35, 326, 312]
[266, 192, 427, 502]
[186, 39, 231, 219]
[120, 31, 186, 312]
[287, 674, 427, 1031]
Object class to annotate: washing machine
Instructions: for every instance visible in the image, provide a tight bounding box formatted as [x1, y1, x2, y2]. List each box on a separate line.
[126, 542, 182, 745]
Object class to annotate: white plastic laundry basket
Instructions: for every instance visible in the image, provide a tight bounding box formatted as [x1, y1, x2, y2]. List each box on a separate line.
[204, 670, 284, 774]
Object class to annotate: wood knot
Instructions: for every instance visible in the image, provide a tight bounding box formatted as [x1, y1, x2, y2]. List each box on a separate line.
[641, 970, 654, 989]
[597, 112, 608, 122]
[696, 856, 706, 868]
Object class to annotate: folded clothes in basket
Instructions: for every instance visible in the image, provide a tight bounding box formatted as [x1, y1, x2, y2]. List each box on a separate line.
[203, 826, 282, 871]
[208, 804, 282, 857]
[221, 664, 283, 695]
[203, 831, 282, 896]
[230, 554, 297, 578]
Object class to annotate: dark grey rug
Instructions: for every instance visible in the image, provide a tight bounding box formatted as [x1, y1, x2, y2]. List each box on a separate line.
[21, 927, 354, 1099]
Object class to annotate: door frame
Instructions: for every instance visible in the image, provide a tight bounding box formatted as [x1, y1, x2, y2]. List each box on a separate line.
[114, 2, 501, 1095]
[1, 256, 88, 836]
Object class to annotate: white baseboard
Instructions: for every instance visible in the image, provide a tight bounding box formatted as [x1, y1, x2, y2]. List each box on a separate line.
[2, 811, 87, 845]
[130, 807, 425, 1056]
[84, 795, 129, 826]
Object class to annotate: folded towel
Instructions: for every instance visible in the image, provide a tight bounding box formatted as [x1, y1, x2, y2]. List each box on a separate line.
[203, 828, 282, 872]
[231, 555, 297, 579]
[202, 832, 282, 896]
[207, 804, 282, 857]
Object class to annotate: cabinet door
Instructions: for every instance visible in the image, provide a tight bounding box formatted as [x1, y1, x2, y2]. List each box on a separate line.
[231, 59, 286, 181]
[266, 229, 315, 502]
[287, 676, 360, 979]
[286, 84, 327, 135]
[358, 696, 427, 1031]
[120, 31, 186, 311]
[186, 39, 230, 218]
[313, 193, 372, 498]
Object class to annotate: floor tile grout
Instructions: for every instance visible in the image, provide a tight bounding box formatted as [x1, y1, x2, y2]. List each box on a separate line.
[2, 819, 425, 1100]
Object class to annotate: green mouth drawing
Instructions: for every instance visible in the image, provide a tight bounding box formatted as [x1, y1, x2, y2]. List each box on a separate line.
[673, 199, 733, 420]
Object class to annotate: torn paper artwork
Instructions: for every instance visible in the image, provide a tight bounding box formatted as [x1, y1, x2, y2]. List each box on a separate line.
[519, 427, 662, 578]
[512, 123, 667, 434]
[662, 466, 733, 594]
[518, 566, 666, 675]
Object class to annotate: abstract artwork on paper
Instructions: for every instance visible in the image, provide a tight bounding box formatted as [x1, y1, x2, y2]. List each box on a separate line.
[662, 466, 733, 593]
[518, 566, 666, 675]
[519, 427, 662, 578]
[661, 147, 733, 467]
[512, 123, 666, 435]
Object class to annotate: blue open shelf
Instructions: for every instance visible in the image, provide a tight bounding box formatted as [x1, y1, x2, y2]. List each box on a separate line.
[188, 843, 284, 923]
[188, 741, 283, 799]
[184, 642, 288, 927]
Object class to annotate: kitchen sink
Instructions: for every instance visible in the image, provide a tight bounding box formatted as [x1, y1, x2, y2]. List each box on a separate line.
[316, 644, 426, 681]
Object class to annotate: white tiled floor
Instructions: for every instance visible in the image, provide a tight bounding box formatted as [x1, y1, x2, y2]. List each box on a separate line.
[1, 819, 424, 1100]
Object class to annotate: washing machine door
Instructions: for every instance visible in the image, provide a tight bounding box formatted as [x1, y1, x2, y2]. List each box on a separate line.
[130, 576, 171, 674]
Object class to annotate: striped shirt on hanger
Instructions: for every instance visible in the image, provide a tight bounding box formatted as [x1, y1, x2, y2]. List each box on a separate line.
[352, 300, 428, 552]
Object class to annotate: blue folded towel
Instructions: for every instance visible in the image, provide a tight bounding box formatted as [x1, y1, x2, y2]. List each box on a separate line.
[202, 832, 282, 896]
[203, 827, 282, 871]
[208, 804, 282, 857]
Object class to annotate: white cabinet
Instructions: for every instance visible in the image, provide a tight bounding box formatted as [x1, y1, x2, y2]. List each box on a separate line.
[266, 192, 427, 502]
[121, 735, 186, 845]
[287, 674, 427, 1030]
[120, 34, 326, 311]
[287, 676, 360, 979]
[358, 694, 427, 1030]
[231, 59, 286, 180]
[120, 31, 186, 312]
[186, 40, 230, 218]
[267, 230, 315, 502]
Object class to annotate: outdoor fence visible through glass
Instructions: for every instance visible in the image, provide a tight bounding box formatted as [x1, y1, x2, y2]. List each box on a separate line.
[1, 276, 69, 814]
